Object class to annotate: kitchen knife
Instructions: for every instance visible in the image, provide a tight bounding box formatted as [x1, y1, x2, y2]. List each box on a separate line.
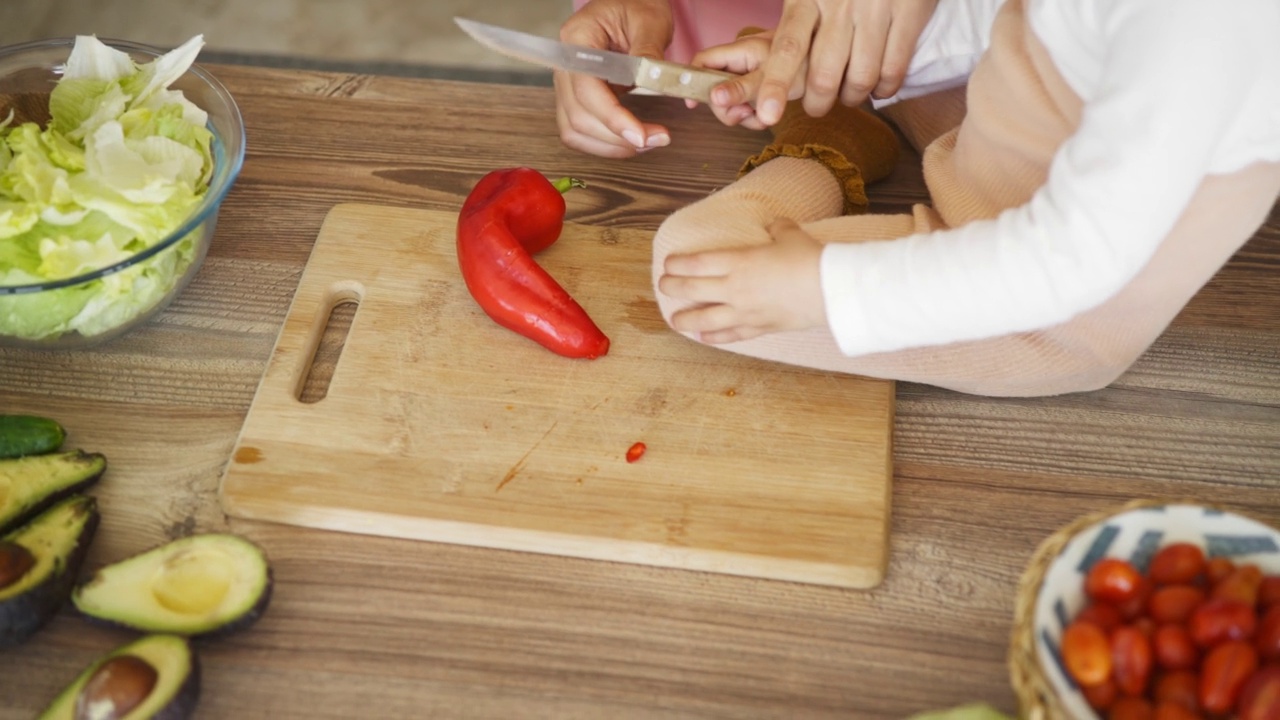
[454, 17, 738, 104]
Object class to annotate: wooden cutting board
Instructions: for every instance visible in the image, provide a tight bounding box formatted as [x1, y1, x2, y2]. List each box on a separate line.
[218, 203, 895, 588]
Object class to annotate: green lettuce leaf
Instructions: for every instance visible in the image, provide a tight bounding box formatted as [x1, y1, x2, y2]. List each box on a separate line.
[0, 34, 212, 342]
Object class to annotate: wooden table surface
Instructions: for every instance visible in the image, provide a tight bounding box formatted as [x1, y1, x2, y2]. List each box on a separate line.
[1, 64, 1277, 719]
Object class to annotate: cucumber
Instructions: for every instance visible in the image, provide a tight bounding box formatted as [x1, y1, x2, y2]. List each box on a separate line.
[0, 415, 66, 459]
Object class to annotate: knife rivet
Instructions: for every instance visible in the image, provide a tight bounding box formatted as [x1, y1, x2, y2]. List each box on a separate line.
[680, 71, 692, 85]
[649, 66, 661, 80]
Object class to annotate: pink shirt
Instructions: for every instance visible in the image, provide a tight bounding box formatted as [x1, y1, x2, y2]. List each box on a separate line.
[571, 0, 782, 63]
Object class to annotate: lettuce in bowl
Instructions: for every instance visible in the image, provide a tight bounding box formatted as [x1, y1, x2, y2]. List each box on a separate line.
[0, 34, 244, 348]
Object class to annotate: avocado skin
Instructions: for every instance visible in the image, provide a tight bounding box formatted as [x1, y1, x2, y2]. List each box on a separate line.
[37, 635, 202, 720]
[0, 495, 100, 648]
[0, 451, 108, 536]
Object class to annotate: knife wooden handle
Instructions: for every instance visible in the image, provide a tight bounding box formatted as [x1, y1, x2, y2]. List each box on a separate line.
[633, 57, 738, 104]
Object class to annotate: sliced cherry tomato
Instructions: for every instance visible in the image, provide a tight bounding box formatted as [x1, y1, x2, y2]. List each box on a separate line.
[1109, 695, 1154, 720]
[1153, 670, 1200, 712]
[1148, 543, 1207, 586]
[1153, 624, 1200, 671]
[1089, 558, 1145, 605]
[1113, 625, 1155, 696]
[1149, 585, 1207, 625]
[1189, 599, 1258, 648]
[1238, 665, 1280, 720]
[1063, 620, 1114, 686]
[1199, 640, 1259, 714]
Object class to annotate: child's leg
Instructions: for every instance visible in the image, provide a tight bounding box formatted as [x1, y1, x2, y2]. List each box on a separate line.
[654, 160, 1280, 397]
[877, 85, 969, 156]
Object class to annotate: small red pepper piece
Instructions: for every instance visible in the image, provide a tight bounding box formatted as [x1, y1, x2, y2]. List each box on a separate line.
[625, 442, 646, 463]
[457, 167, 610, 359]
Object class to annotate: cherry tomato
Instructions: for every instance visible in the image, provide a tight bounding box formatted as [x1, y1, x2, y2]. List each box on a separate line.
[1257, 605, 1280, 663]
[1189, 599, 1258, 648]
[1079, 602, 1125, 633]
[1089, 558, 1145, 605]
[1153, 670, 1200, 712]
[1214, 564, 1264, 606]
[1200, 640, 1259, 714]
[1259, 576, 1280, 609]
[1084, 676, 1121, 712]
[1206, 556, 1237, 585]
[1237, 665, 1280, 720]
[1063, 620, 1114, 686]
[1148, 543, 1207, 586]
[1116, 577, 1155, 621]
[1154, 624, 1199, 671]
[1109, 695, 1154, 720]
[1152, 700, 1200, 720]
[1149, 585, 1207, 625]
[1113, 625, 1155, 696]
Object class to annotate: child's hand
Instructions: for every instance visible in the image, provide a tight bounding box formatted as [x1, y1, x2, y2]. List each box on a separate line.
[657, 218, 827, 343]
[689, 31, 800, 130]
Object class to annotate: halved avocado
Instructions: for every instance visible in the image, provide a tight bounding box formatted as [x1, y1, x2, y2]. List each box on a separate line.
[73, 533, 272, 637]
[0, 494, 99, 647]
[37, 633, 200, 720]
[0, 450, 107, 535]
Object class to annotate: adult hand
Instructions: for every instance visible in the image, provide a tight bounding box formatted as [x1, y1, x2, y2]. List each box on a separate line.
[737, 0, 938, 125]
[658, 218, 827, 344]
[555, 0, 675, 158]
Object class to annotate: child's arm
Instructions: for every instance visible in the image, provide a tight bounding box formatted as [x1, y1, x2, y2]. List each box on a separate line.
[678, 0, 1279, 355]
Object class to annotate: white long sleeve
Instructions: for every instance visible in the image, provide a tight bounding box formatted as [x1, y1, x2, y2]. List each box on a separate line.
[823, 0, 1280, 357]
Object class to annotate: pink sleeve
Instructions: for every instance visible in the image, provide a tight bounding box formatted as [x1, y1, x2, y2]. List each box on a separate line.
[571, 0, 782, 63]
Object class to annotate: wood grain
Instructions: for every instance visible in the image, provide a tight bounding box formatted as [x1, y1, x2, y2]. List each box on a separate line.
[1, 65, 1277, 719]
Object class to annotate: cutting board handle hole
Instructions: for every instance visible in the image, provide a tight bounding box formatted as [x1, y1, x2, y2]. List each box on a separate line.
[297, 296, 359, 404]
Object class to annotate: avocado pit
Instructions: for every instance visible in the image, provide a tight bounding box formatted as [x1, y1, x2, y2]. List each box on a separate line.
[74, 655, 158, 720]
[0, 540, 35, 590]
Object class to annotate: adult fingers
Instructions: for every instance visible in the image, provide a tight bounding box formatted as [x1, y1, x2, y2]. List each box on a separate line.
[556, 71, 674, 157]
[841, 5, 891, 108]
[873, 3, 933, 99]
[758, 1, 820, 125]
[803, 5, 855, 117]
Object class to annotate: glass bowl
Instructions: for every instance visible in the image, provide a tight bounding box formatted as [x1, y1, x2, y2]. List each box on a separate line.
[0, 37, 245, 350]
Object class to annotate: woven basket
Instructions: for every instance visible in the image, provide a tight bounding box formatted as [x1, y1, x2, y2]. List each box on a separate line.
[1008, 499, 1204, 720]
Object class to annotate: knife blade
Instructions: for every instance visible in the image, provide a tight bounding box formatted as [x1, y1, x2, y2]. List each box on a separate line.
[454, 17, 738, 104]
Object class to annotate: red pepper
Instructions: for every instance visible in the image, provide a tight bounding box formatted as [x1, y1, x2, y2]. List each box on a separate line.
[456, 167, 610, 359]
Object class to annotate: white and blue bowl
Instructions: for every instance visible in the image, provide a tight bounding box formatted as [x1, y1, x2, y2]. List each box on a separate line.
[1011, 501, 1280, 720]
